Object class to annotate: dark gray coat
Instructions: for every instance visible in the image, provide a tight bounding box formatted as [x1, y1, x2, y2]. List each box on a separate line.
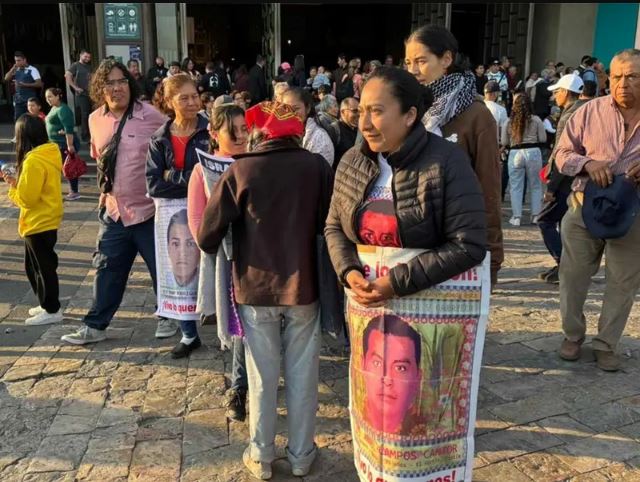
[325, 125, 487, 297]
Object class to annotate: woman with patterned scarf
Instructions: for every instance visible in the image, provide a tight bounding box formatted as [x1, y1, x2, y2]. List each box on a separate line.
[405, 25, 503, 288]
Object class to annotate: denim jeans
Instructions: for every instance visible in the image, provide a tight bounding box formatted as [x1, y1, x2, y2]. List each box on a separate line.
[180, 320, 198, 339]
[508, 147, 543, 219]
[83, 208, 157, 330]
[231, 336, 248, 391]
[239, 302, 320, 466]
[537, 190, 569, 264]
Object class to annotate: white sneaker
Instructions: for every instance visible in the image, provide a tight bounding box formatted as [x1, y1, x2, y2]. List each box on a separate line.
[28, 306, 45, 317]
[25, 310, 63, 326]
[509, 216, 521, 227]
[61, 325, 107, 345]
[155, 318, 179, 338]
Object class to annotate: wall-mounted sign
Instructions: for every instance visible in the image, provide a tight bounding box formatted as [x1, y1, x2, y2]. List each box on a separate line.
[104, 3, 141, 41]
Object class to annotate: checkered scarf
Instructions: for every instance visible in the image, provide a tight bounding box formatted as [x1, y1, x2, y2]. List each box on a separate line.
[422, 72, 477, 133]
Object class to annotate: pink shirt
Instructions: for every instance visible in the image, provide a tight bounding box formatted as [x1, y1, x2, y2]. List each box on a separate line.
[556, 95, 640, 192]
[89, 102, 167, 226]
[187, 155, 235, 240]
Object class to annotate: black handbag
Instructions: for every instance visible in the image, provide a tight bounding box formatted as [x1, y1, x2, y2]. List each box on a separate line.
[96, 105, 132, 193]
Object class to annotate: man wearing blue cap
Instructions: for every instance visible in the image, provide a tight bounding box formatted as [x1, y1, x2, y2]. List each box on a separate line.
[555, 49, 640, 371]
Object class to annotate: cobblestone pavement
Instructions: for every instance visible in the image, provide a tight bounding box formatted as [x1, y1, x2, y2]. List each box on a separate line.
[2, 183, 640, 481]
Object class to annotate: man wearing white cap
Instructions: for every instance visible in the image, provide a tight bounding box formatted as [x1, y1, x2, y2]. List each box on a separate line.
[536, 73, 587, 284]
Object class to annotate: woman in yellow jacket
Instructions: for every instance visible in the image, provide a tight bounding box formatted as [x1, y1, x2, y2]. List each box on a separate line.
[1, 114, 64, 325]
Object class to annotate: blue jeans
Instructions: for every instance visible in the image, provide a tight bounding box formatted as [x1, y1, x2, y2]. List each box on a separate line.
[537, 190, 569, 264]
[180, 320, 199, 339]
[231, 337, 248, 391]
[83, 208, 157, 330]
[508, 147, 543, 219]
[239, 302, 320, 466]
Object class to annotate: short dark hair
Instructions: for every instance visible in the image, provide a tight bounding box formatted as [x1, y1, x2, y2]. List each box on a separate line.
[367, 66, 434, 127]
[582, 80, 597, 98]
[170, 60, 181, 68]
[256, 54, 265, 63]
[406, 24, 469, 74]
[582, 55, 594, 66]
[14, 51, 25, 59]
[318, 84, 331, 95]
[79, 49, 90, 55]
[27, 97, 42, 106]
[167, 209, 190, 245]
[362, 315, 422, 367]
[337, 53, 346, 61]
[127, 59, 139, 68]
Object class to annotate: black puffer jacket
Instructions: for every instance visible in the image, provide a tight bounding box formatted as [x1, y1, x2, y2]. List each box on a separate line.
[325, 124, 487, 297]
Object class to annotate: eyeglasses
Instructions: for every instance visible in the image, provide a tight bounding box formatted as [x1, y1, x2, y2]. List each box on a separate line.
[104, 78, 129, 90]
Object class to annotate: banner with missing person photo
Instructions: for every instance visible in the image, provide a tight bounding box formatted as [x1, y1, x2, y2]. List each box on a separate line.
[346, 245, 490, 482]
[154, 197, 200, 321]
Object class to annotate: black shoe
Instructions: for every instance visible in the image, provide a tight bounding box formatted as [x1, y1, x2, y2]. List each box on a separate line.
[538, 266, 556, 280]
[170, 337, 202, 359]
[225, 388, 247, 422]
[544, 266, 559, 284]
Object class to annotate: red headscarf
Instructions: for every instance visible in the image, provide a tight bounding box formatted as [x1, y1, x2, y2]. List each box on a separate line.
[245, 101, 304, 140]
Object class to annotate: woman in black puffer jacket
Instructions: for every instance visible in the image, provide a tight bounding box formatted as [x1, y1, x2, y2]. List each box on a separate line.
[325, 66, 487, 304]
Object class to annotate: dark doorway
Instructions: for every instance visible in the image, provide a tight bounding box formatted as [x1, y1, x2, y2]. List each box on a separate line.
[0, 3, 65, 122]
[450, 4, 488, 67]
[185, 4, 263, 74]
[280, 4, 412, 71]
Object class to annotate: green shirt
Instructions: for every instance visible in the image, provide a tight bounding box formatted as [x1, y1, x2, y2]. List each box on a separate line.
[45, 104, 75, 148]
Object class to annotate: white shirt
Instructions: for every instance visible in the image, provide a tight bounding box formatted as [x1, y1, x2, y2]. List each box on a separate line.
[375, 153, 393, 189]
[483, 100, 508, 140]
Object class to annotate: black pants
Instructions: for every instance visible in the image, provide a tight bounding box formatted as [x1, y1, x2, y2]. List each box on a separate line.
[24, 230, 60, 313]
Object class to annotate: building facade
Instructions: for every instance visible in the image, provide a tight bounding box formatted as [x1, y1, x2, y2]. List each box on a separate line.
[0, 3, 638, 121]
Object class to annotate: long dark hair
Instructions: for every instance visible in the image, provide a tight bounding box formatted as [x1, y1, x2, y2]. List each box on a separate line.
[510, 94, 533, 145]
[90, 59, 141, 110]
[208, 104, 245, 151]
[285, 86, 320, 127]
[15, 114, 50, 175]
[406, 25, 470, 75]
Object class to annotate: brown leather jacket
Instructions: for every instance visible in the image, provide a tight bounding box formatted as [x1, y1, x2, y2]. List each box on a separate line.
[441, 99, 504, 283]
[325, 124, 487, 297]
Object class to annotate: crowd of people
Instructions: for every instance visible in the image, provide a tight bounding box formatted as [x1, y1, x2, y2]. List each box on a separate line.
[3, 21, 640, 480]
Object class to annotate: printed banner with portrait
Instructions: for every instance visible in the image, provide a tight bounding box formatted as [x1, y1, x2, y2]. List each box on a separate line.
[347, 245, 490, 482]
[154, 198, 200, 321]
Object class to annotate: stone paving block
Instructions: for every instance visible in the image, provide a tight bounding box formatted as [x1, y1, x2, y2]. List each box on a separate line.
[77, 359, 119, 378]
[106, 389, 146, 410]
[142, 387, 187, 418]
[147, 366, 187, 391]
[315, 401, 352, 448]
[489, 391, 569, 425]
[27, 433, 91, 473]
[475, 423, 565, 464]
[472, 460, 533, 482]
[536, 415, 596, 444]
[2, 362, 46, 382]
[511, 452, 579, 481]
[58, 390, 106, 418]
[567, 462, 640, 481]
[137, 417, 183, 441]
[23, 374, 75, 409]
[475, 408, 512, 436]
[0, 406, 58, 453]
[48, 414, 98, 436]
[67, 377, 109, 396]
[22, 471, 77, 482]
[554, 430, 640, 473]
[128, 438, 181, 482]
[0, 456, 31, 482]
[571, 402, 640, 433]
[183, 408, 228, 456]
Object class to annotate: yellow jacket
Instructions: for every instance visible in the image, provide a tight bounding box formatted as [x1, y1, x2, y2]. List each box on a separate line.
[8, 142, 63, 237]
